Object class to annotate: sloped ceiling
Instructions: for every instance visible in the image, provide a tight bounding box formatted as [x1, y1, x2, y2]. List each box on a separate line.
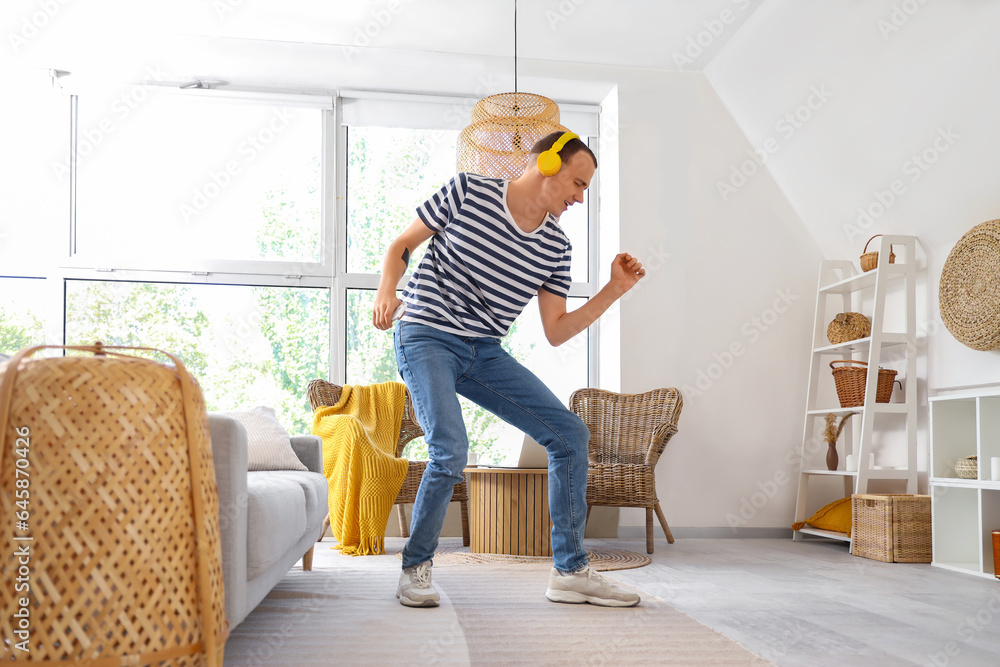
[705, 0, 1000, 261]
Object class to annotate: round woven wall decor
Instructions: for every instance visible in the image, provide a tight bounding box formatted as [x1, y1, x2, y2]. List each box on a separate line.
[939, 219, 1000, 351]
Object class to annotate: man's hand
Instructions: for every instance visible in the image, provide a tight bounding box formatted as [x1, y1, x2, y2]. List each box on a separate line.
[610, 252, 646, 295]
[373, 291, 402, 331]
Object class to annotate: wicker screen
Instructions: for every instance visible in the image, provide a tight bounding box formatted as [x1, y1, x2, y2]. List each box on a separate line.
[0, 345, 227, 665]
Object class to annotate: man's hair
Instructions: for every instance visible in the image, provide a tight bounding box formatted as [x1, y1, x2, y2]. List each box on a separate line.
[529, 131, 598, 170]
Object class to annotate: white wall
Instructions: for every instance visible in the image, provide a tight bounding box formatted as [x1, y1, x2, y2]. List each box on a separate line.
[522, 59, 822, 533]
[702, 1, 1000, 515]
[608, 70, 821, 532]
[706, 0, 1000, 392]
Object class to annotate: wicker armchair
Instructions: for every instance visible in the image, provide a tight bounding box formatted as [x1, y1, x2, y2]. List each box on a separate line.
[306, 379, 470, 547]
[570, 387, 683, 554]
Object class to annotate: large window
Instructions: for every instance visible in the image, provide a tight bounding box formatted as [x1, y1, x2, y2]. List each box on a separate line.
[73, 89, 325, 268]
[64, 281, 329, 434]
[1, 82, 599, 455]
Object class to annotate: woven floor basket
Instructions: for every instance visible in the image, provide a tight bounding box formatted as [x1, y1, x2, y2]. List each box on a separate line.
[851, 494, 931, 563]
[0, 344, 227, 665]
[830, 360, 897, 408]
[860, 234, 896, 272]
[939, 219, 1000, 351]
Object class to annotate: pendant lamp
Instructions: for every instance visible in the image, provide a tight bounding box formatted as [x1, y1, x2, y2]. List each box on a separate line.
[456, 2, 567, 178]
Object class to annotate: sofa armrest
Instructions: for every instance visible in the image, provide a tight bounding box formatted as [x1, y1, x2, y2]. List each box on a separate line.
[207, 413, 249, 625]
[290, 435, 322, 474]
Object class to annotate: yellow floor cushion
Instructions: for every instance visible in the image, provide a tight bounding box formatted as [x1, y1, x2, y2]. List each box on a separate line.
[791, 496, 852, 533]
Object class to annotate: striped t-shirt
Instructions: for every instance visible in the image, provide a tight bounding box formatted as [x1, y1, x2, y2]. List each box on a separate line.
[400, 172, 572, 338]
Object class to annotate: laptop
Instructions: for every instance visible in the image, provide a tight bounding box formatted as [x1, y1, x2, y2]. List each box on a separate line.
[475, 432, 549, 469]
[516, 433, 550, 469]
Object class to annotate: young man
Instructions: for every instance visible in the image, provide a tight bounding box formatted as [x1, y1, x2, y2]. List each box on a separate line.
[373, 131, 646, 607]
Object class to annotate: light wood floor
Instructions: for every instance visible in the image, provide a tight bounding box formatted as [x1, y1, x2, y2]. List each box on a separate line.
[597, 536, 1000, 666]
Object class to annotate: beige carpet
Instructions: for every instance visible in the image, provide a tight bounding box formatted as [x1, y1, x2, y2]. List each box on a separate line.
[223, 539, 772, 666]
[396, 544, 652, 570]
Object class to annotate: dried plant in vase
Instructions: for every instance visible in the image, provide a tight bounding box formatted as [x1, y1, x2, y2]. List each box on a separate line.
[824, 412, 857, 471]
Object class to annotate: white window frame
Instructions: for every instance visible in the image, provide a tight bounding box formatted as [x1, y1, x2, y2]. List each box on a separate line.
[7, 82, 602, 392]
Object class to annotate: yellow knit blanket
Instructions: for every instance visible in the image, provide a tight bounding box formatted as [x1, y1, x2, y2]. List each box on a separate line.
[311, 382, 409, 556]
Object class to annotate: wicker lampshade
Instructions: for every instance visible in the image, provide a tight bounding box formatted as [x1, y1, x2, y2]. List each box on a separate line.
[470, 92, 560, 124]
[0, 344, 227, 665]
[457, 115, 567, 179]
[457, 92, 567, 179]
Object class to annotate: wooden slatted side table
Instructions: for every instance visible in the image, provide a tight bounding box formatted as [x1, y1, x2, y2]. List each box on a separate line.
[466, 467, 551, 557]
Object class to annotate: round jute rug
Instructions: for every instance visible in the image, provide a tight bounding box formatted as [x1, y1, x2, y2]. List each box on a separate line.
[396, 546, 650, 571]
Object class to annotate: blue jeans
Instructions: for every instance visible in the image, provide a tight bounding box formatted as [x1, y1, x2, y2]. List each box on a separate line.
[395, 321, 591, 573]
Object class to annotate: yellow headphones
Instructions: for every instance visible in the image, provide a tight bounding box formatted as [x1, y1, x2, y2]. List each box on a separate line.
[536, 131, 580, 177]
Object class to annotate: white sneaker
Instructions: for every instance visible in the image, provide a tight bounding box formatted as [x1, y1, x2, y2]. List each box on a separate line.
[397, 561, 440, 607]
[545, 566, 640, 607]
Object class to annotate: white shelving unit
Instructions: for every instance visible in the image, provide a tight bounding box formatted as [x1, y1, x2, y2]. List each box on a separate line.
[930, 389, 1000, 579]
[793, 236, 919, 546]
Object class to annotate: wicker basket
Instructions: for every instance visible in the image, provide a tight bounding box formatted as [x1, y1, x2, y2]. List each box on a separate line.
[827, 312, 872, 345]
[955, 455, 978, 479]
[0, 344, 227, 665]
[851, 494, 931, 563]
[830, 360, 897, 407]
[861, 234, 896, 272]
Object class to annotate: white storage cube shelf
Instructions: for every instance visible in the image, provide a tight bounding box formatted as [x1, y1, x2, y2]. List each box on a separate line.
[929, 392, 1000, 578]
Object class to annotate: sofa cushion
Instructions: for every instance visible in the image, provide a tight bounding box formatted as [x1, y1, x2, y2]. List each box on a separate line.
[268, 470, 329, 533]
[246, 473, 308, 580]
[220, 405, 308, 472]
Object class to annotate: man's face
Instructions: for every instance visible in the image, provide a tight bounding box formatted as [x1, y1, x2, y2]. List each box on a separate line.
[540, 151, 595, 218]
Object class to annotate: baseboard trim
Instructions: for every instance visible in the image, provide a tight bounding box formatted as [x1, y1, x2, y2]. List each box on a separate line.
[616, 526, 794, 540]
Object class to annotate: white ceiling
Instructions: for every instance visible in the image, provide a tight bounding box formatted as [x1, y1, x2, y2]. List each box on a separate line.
[7, 0, 765, 79]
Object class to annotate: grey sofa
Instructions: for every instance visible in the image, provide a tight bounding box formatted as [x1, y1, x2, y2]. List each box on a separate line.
[207, 414, 328, 629]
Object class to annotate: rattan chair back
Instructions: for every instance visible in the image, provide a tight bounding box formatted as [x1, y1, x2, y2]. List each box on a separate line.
[569, 386, 683, 553]
[306, 378, 471, 546]
[307, 378, 423, 458]
[570, 387, 683, 466]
